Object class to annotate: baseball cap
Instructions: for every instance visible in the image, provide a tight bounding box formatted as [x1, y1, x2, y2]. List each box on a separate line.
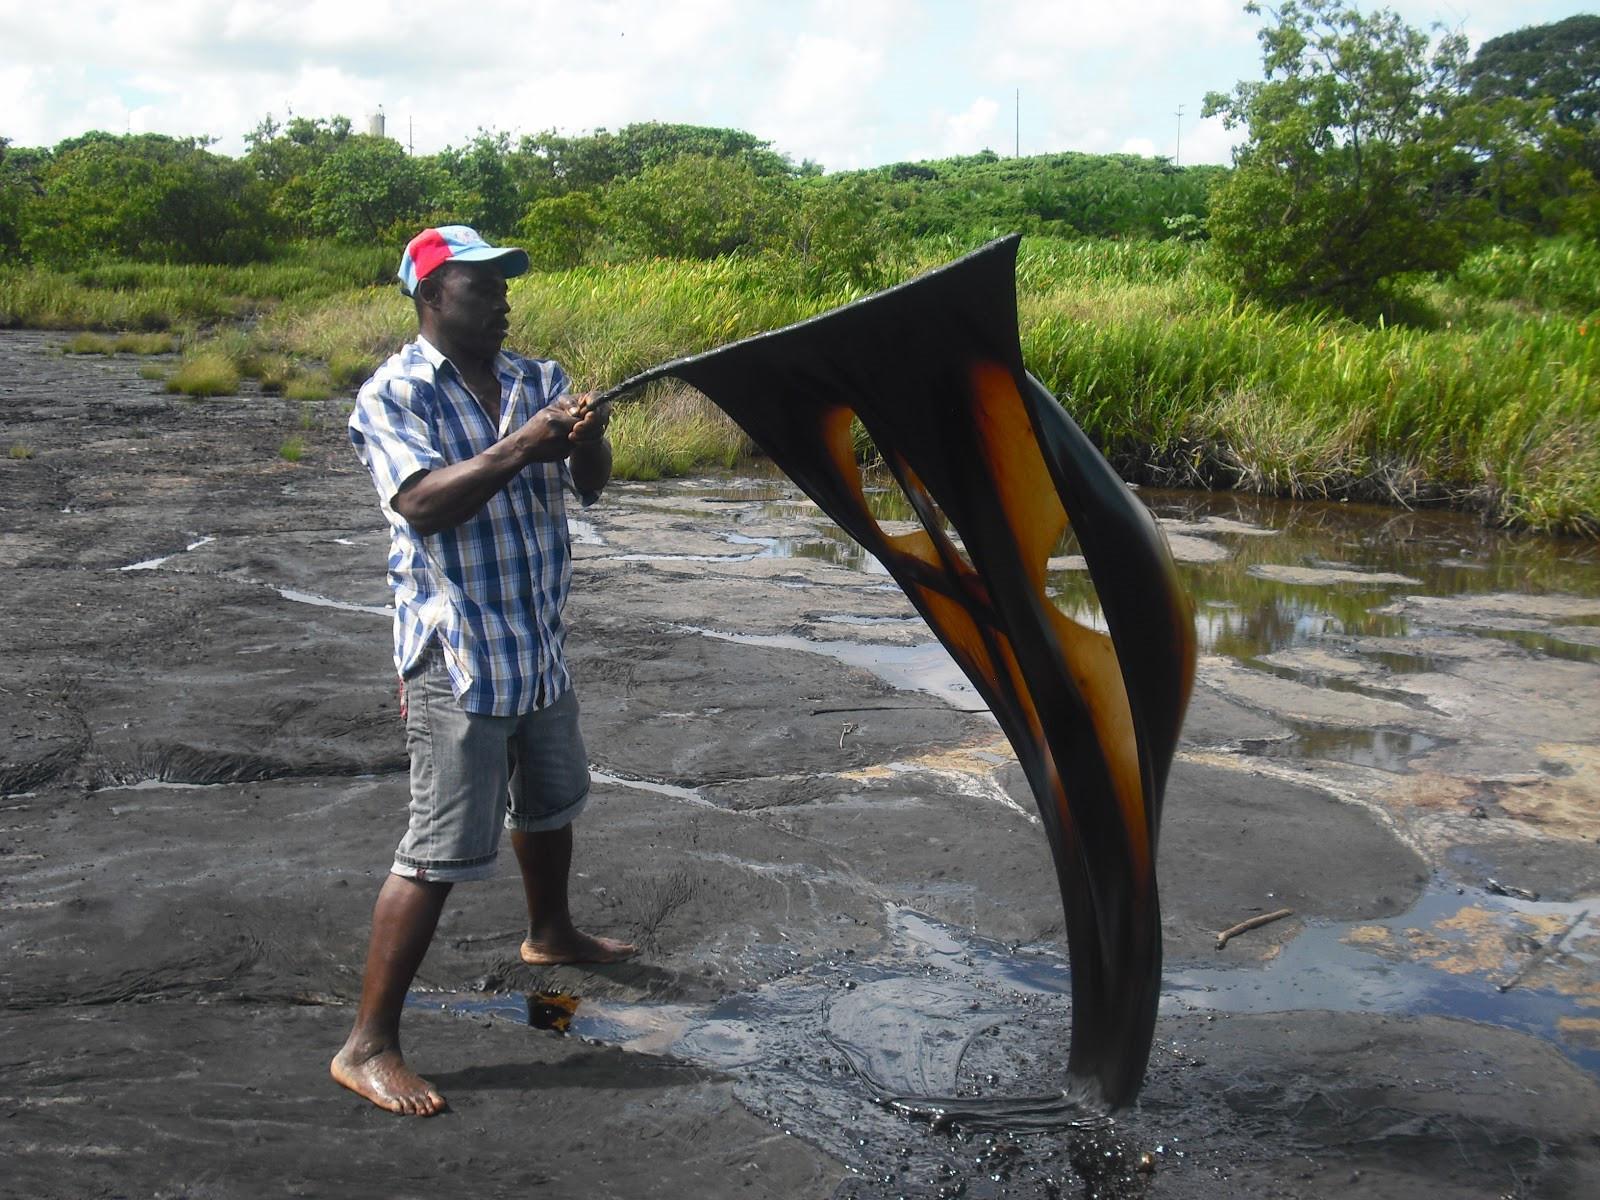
[397, 225, 531, 296]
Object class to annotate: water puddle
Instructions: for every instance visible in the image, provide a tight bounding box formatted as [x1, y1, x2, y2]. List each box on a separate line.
[1166, 883, 1600, 1076]
[416, 890, 1598, 1190]
[274, 587, 391, 618]
[690, 469, 1600, 667]
[1240, 722, 1444, 772]
[117, 535, 215, 571]
[588, 768, 715, 807]
[680, 625, 982, 713]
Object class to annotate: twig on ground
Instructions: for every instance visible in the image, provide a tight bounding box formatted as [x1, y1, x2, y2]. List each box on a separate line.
[1497, 909, 1588, 994]
[1215, 907, 1294, 950]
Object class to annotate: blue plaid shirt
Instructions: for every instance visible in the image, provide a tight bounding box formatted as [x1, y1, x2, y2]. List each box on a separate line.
[349, 336, 591, 716]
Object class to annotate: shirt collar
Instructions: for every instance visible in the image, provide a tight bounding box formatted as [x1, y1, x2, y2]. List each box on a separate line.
[415, 333, 525, 380]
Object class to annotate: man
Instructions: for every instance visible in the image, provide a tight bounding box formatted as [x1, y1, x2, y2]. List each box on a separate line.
[334, 225, 634, 1117]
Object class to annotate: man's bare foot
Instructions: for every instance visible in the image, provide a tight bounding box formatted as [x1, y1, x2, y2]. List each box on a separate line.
[331, 1044, 446, 1116]
[520, 930, 636, 966]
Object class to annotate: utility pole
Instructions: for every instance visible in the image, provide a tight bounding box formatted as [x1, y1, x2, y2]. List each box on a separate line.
[1175, 104, 1184, 166]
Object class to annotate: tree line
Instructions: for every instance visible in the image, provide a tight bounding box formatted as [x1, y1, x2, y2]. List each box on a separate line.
[1, 3, 1595, 313]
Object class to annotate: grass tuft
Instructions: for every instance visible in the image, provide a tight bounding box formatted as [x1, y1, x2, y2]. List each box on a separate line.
[285, 372, 333, 402]
[166, 351, 240, 398]
[609, 386, 754, 480]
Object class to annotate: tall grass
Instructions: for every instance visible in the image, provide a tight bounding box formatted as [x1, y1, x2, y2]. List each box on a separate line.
[2, 234, 1595, 533]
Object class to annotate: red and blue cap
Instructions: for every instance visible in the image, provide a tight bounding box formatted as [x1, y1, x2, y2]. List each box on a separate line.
[398, 225, 530, 296]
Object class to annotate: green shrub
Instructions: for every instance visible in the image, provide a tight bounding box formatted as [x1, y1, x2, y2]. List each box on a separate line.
[279, 436, 306, 463]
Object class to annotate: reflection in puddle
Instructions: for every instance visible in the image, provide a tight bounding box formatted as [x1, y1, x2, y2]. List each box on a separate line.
[658, 469, 1600, 668]
[1241, 723, 1443, 772]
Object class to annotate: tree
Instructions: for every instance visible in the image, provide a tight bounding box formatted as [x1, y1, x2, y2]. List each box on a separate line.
[304, 135, 459, 243]
[435, 129, 521, 236]
[244, 114, 354, 229]
[1465, 16, 1600, 150]
[0, 137, 48, 257]
[516, 191, 603, 270]
[509, 122, 794, 203]
[22, 133, 274, 265]
[605, 153, 783, 259]
[1464, 15, 1600, 231]
[1202, 0, 1553, 311]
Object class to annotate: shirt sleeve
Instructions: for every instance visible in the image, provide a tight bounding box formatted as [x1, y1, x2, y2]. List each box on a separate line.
[348, 372, 446, 506]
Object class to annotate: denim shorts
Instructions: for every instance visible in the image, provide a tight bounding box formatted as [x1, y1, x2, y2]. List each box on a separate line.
[392, 651, 590, 883]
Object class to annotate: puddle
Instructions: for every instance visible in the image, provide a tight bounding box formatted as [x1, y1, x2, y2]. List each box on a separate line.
[642, 471, 1600, 685]
[588, 768, 715, 807]
[274, 587, 392, 618]
[568, 517, 603, 546]
[1240, 723, 1444, 772]
[416, 890, 1599, 1191]
[680, 625, 983, 713]
[1166, 882, 1600, 1077]
[117, 535, 215, 571]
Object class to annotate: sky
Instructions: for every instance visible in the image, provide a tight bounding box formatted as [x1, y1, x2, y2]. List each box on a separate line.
[2, 0, 1593, 171]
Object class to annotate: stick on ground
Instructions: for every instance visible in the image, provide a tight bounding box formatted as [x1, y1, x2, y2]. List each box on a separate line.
[1215, 908, 1294, 950]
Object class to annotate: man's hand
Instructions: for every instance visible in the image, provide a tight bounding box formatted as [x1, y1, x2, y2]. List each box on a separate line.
[566, 394, 611, 445]
[513, 400, 583, 463]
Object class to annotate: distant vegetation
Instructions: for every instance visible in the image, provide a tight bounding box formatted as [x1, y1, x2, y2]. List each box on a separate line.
[0, 2, 1595, 535]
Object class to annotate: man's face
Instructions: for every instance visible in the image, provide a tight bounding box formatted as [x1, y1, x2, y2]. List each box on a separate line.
[423, 260, 511, 359]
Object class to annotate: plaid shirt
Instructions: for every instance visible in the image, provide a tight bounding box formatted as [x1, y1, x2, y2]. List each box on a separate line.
[349, 335, 590, 716]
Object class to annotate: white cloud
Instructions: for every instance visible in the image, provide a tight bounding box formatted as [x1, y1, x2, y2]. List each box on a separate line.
[1, 0, 1591, 166]
[936, 96, 1002, 158]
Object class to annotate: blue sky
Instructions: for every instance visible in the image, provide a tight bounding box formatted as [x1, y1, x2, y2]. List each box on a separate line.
[2, 1, 1593, 169]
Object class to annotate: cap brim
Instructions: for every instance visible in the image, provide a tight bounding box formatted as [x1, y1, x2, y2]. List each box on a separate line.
[449, 245, 531, 280]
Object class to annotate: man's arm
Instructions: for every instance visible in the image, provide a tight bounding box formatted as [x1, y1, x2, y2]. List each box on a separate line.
[392, 403, 580, 535]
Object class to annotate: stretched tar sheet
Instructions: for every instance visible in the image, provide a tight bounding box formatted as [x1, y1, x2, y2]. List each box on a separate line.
[598, 235, 1196, 1108]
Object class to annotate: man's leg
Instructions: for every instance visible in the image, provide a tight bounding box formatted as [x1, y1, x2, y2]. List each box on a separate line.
[513, 825, 635, 964]
[331, 873, 452, 1115]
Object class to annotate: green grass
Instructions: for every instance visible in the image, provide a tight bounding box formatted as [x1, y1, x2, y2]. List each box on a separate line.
[609, 386, 753, 479]
[8, 443, 33, 460]
[285, 372, 333, 402]
[166, 351, 240, 397]
[137, 362, 166, 381]
[66, 330, 182, 354]
[5, 233, 1596, 533]
[279, 436, 306, 463]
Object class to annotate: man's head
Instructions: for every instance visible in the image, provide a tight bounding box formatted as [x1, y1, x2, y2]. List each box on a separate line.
[400, 226, 530, 363]
[398, 225, 529, 298]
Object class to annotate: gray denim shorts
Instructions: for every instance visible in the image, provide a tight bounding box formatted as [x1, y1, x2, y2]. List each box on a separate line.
[392, 651, 590, 883]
